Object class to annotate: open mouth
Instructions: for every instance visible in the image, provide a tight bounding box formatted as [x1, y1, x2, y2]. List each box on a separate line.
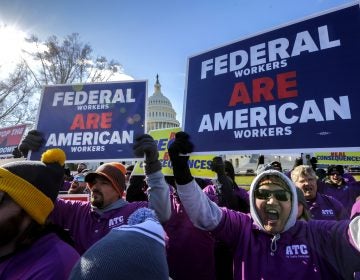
[303, 187, 312, 195]
[265, 209, 279, 222]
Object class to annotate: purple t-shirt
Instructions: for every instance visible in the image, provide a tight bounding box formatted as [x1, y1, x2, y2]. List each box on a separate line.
[0, 233, 79, 279]
[317, 180, 360, 217]
[212, 209, 360, 280]
[164, 187, 216, 280]
[50, 199, 148, 254]
[307, 193, 347, 220]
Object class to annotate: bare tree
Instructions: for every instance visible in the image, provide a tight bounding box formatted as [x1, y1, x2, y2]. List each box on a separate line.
[0, 62, 37, 126]
[0, 33, 123, 127]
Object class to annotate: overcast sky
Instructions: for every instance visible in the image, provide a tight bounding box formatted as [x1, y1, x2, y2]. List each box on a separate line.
[0, 0, 355, 125]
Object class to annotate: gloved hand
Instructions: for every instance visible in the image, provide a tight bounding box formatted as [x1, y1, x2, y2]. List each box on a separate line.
[133, 134, 161, 175]
[211, 156, 226, 176]
[257, 155, 264, 165]
[168, 131, 194, 185]
[18, 130, 44, 157]
[12, 147, 23, 158]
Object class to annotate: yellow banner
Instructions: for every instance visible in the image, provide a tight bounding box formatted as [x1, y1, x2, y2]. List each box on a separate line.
[314, 152, 360, 165]
[133, 127, 217, 178]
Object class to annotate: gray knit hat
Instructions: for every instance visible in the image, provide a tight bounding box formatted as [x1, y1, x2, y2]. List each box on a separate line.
[69, 208, 169, 280]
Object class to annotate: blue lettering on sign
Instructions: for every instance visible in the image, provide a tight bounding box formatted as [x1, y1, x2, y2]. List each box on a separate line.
[188, 159, 212, 170]
[160, 159, 173, 168]
[155, 138, 169, 151]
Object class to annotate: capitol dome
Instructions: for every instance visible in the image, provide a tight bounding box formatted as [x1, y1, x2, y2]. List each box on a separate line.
[147, 74, 180, 132]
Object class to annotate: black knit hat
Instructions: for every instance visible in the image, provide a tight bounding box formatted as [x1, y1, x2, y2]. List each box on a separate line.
[327, 165, 344, 175]
[0, 148, 66, 224]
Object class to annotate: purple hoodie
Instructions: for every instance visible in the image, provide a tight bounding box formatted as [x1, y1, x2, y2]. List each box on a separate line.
[307, 193, 347, 220]
[164, 186, 216, 280]
[176, 169, 360, 279]
[0, 233, 79, 279]
[317, 180, 360, 217]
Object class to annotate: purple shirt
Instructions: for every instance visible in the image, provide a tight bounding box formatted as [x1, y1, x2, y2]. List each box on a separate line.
[307, 193, 347, 220]
[164, 187, 216, 280]
[213, 209, 360, 280]
[317, 180, 360, 217]
[0, 233, 79, 279]
[50, 199, 148, 254]
[50, 170, 170, 254]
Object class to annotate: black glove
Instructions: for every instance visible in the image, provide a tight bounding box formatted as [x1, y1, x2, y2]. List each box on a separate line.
[257, 155, 264, 165]
[12, 147, 23, 158]
[133, 134, 161, 175]
[211, 156, 226, 176]
[18, 130, 44, 157]
[168, 131, 194, 185]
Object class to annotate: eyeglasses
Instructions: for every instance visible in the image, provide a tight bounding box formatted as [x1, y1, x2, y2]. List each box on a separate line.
[254, 189, 290, 201]
[330, 172, 341, 176]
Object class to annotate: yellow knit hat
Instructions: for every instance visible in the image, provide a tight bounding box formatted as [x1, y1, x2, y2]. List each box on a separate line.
[0, 148, 66, 224]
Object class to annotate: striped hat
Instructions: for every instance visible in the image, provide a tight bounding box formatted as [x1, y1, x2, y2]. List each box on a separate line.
[0, 148, 66, 224]
[69, 208, 169, 280]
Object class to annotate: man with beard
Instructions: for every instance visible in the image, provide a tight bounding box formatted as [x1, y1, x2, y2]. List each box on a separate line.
[291, 165, 347, 221]
[168, 131, 360, 280]
[18, 131, 171, 254]
[0, 148, 79, 279]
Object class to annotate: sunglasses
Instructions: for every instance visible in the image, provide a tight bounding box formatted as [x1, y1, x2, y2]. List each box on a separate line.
[254, 189, 290, 201]
[330, 172, 341, 176]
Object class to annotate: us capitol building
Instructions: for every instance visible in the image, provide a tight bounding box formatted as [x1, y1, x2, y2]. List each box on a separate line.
[146, 74, 180, 132]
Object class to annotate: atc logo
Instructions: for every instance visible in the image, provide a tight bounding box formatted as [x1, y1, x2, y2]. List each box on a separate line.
[285, 244, 310, 258]
[321, 209, 335, 217]
[108, 216, 124, 228]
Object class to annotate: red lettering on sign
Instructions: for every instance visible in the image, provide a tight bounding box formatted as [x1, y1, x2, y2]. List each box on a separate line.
[70, 112, 113, 130]
[228, 71, 298, 107]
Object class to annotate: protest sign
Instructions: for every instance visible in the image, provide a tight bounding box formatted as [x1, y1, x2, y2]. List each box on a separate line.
[0, 124, 27, 157]
[133, 127, 217, 178]
[30, 81, 147, 162]
[315, 152, 360, 165]
[58, 193, 90, 202]
[184, 3, 360, 155]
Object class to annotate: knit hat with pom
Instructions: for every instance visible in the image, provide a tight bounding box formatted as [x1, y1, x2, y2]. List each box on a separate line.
[0, 148, 66, 224]
[69, 208, 169, 280]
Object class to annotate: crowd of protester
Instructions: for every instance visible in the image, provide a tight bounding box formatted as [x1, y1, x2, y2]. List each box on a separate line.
[1, 130, 360, 279]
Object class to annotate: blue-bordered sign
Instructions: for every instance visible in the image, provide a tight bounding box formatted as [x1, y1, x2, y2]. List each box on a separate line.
[184, 3, 360, 155]
[30, 81, 147, 162]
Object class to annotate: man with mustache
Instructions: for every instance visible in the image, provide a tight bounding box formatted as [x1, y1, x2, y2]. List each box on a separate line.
[18, 131, 171, 255]
[168, 131, 360, 280]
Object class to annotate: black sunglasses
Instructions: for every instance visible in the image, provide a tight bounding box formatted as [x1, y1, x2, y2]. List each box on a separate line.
[254, 189, 290, 202]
